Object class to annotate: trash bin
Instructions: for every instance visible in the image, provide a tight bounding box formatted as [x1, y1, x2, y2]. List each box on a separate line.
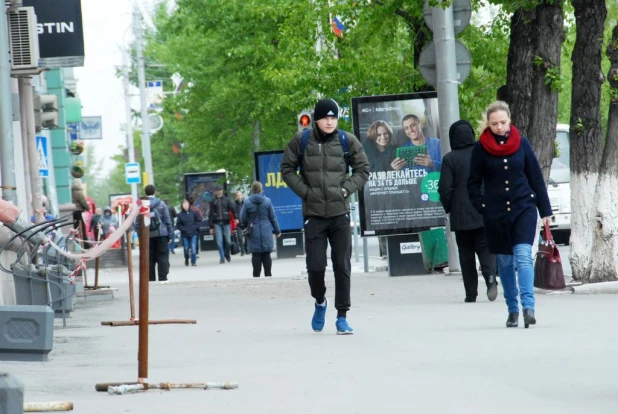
[419, 227, 448, 272]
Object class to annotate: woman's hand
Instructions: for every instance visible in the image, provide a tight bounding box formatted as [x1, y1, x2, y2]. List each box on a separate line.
[542, 216, 552, 226]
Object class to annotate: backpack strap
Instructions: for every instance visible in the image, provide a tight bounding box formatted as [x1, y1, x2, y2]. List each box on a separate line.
[338, 129, 350, 172]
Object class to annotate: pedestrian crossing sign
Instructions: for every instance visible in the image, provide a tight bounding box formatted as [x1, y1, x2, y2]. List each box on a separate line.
[36, 136, 49, 177]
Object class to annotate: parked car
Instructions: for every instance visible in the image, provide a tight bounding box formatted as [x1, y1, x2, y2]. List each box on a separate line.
[547, 124, 571, 245]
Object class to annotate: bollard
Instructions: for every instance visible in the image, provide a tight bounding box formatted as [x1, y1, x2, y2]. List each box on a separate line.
[0, 372, 24, 414]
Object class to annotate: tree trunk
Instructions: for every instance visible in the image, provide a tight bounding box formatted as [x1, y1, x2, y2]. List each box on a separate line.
[527, 1, 564, 182]
[569, 0, 607, 283]
[589, 25, 618, 282]
[505, 8, 536, 137]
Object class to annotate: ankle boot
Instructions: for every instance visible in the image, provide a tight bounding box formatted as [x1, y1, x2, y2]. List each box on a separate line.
[506, 312, 519, 328]
[523, 309, 536, 328]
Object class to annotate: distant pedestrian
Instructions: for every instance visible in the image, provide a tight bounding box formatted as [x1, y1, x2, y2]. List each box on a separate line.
[240, 181, 281, 277]
[234, 191, 248, 255]
[209, 186, 237, 264]
[176, 199, 200, 267]
[71, 178, 90, 246]
[134, 185, 174, 283]
[165, 199, 178, 254]
[438, 120, 498, 303]
[468, 101, 552, 328]
[281, 98, 369, 335]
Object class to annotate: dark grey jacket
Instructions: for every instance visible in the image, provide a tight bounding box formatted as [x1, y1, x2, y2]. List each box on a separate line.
[281, 128, 369, 218]
[438, 120, 484, 232]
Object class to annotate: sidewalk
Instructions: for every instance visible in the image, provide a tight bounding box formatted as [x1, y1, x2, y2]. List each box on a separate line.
[3, 248, 618, 413]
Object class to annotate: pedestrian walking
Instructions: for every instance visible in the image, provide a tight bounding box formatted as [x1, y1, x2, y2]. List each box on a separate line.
[240, 181, 281, 277]
[71, 178, 90, 247]
[467, 101, 552, 328]
[234, 191, 248, 255]
[134, 185, 174, 283]
[209, 186, 237, 264]
[281, 98, 369, 335]
[166, 200, 178, 254]
[176, 199, 200, 267]
[438, 120, 498, 303]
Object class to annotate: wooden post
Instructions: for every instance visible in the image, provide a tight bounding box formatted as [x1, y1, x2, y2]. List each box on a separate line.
[126, 231, 136, 320]
[138, 197, 150, 383]
[94, 229, 101, 289]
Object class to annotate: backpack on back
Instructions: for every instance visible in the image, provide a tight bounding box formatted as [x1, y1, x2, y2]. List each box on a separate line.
[149, 200, 162, 238]
[299, 128, 350, 172]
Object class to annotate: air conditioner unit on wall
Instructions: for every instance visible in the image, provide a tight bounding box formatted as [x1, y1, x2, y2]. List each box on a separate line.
[7, 6, 41, 75]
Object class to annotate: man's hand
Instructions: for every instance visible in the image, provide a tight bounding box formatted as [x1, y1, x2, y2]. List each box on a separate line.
[276, 233, 281, 238]
[235, 219, 239, 224]
[391, 157, 407, 171]
[210, 229, 214, 235]
[414, 153, 434, 168]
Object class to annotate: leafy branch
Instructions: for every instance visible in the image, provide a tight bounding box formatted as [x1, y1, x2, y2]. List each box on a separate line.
[533, 54, 562, 92]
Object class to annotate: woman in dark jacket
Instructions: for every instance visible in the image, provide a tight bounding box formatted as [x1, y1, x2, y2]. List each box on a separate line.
[176, 199, 201, 266]
[438, 120, 497, 303]
[240, 181, 281, 277]
[363, 120, 398, 172]
[468, 101, 552, 328]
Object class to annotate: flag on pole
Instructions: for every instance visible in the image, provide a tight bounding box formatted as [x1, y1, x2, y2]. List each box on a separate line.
[331, 15, 345, 38]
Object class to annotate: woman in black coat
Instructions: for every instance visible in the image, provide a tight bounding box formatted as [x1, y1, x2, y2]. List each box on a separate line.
[438, 120, 497, 303]
[468, 101, 552, 329]
[176, 199, 201, 266]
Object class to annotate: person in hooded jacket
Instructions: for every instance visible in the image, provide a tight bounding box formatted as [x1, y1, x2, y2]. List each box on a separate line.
[240, 181, 281, 277]
[176, 199, 201, 266]
[468, 101, 552, 328]
[438, 120, 498, 303]
[71, 178, 90, 246]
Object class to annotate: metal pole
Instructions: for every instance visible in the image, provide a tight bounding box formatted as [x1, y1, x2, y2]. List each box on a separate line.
[138, 197, 150, 382]
[19, 78, 44, 224]
[362, 237, 369, 273]
[134, 6, 154, 186]
[123, 49, 139, 202]
[0, 6, 17, 203]
[19, 81, 32, 218]
[432, 2, 461, 272]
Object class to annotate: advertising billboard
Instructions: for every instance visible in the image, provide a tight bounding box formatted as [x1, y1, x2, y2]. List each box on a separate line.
[351, 92, 445, 236]
[254, 151, 303, 233]
[184, 172, 227, 232]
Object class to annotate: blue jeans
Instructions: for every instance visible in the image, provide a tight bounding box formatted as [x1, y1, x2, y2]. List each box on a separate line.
[214, 224, 231, 260]
[497, 243, 535, 313]
[182, 235, 198, 264]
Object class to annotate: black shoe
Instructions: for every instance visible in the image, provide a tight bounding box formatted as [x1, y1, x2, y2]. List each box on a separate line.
[464, 296, 476, 303]
[523, 309, 536, 328]
[220, 259, 225, 264]
[487, 275, 498, 302]
[506, 312, 519, 328]
[171, 250, 175, 254]
[185, 258, 189, 266]
[191, 263, 197, 267]
[225, 256, 231, 262]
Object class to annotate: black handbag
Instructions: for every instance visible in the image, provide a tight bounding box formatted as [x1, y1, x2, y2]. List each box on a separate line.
[230, 233, 240, 255]
[242, 223, 253, 237]
[534, 222, 566, 290]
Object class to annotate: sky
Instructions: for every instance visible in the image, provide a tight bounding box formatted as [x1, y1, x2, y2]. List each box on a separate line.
[74, 0, 160, 173]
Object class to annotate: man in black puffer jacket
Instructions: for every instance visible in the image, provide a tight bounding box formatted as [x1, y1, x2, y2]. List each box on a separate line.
[281, 98, 369, 335]
[438, 120, 498, 303]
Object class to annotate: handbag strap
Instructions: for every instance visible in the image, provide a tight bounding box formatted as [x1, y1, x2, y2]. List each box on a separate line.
[543, 221, 554, 244]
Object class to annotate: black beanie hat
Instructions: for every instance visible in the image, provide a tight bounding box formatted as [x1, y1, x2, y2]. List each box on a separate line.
[313, 99, 339, 121]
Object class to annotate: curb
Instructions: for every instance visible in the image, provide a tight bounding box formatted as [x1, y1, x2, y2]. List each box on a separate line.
[571, 281, 618, 294]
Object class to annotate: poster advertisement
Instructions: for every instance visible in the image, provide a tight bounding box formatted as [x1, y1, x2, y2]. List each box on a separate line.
[351, 92, 445, 236]
[184, 172, 227, 232]
[254, 151, 303, 232]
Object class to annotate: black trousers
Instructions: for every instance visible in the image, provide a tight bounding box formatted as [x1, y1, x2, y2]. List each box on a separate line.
[252, 252, 272, 277]
[305, 215, 351, 312]
[72, 211, 88, 246]
[455, 228, 496, 298]
[149, 236, 170, 281]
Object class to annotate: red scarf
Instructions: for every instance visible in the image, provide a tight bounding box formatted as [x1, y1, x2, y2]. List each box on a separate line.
[479, 125, 521, 156]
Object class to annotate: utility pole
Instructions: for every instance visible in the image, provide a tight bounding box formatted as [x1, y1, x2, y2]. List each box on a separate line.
[133, 4, 154, 186]
[123, 49, 138, 202]
[0, 5, 17, 203]
[18, 78, 43, 223]
[432, 2, 461, 272]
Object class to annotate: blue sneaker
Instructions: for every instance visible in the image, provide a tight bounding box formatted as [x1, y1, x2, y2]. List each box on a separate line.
[311, 299, 327, 332]
[336, 317, 354, 335]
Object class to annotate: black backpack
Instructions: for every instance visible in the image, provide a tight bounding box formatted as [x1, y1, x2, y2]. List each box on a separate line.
[149, 200, 162, 238]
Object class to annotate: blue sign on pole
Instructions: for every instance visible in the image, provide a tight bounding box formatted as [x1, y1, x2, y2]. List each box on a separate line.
[125, 162, 141, 184]
[36, 136, 49, 177]
[67, 122, 80, 141]
[255, 151, 303, 232]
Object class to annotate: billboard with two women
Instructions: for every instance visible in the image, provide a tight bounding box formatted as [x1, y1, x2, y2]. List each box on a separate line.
[351, 92, 446, 236]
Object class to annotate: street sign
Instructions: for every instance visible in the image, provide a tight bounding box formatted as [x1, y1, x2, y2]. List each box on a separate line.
[418, 39, 472, 87]
[148, 113, 164, 133]
[125, 162, 141, 185]
[423, 0, 472, 35]
[36, 136, 49, 177]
